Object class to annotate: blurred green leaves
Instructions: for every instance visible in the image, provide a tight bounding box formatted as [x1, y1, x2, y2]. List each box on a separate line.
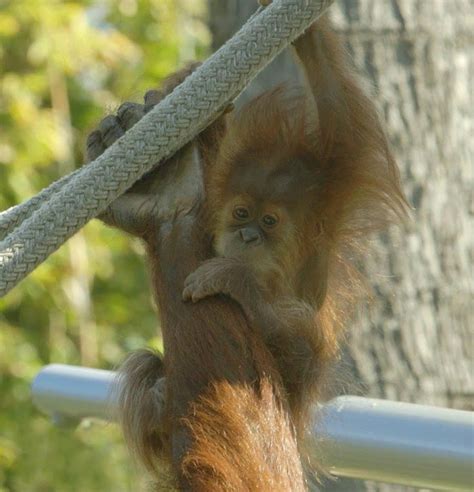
[0, 0, 209, 489]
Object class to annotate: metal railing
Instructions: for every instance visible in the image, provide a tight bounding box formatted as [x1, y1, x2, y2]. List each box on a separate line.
[32, 364, 474, 491]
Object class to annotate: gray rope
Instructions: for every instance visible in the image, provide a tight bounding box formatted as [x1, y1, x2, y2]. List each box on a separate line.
[0, 6, 266, 241]
[0, 169, 81, 241]
[0, 0, 334, 297]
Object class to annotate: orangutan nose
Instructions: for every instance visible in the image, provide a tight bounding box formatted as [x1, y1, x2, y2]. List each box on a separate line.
[239, 227, 262, 245]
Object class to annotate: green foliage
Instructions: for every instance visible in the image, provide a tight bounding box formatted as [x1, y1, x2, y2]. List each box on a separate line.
[0, 0, 209, 489]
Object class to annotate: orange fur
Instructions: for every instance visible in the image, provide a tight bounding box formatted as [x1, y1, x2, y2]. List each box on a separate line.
[86, 13, 407, 490]
[190, 15, 408, 439]
[87, 63, 307, 487]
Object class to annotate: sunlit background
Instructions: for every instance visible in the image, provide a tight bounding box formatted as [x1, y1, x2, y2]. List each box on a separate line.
[0, 1, 209, 489]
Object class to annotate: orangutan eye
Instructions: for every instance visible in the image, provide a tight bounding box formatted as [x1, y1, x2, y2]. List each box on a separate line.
[233, 206, 250, 220]
[261, 214, 278, 227]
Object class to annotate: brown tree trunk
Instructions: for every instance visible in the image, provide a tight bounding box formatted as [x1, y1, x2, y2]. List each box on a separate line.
[209, 0, 473, 490]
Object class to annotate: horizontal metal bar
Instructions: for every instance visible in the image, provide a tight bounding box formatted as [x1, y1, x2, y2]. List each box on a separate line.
[32, 364, 117, 425]
[32, 364, 474, 490]
[312, 397, 473, 491]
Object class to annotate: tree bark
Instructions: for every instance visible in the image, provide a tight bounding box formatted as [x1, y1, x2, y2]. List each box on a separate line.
[209, 0, 473, 490]
[330, 0, 473, 413]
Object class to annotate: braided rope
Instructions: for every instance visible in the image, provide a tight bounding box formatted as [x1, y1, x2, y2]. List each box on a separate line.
[0, 5, 265, 242]
[0, 170, 80, 241]
[0, 0, 333, 296]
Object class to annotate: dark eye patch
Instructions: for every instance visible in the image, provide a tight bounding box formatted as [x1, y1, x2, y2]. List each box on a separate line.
[261, 214, 278, 227]
[233, 206, 250, 220]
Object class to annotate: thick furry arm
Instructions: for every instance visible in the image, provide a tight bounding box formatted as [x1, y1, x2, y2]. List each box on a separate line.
[84, 64, 205, 237]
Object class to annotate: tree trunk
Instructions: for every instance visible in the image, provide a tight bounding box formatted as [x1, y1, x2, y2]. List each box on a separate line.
[209, 1, 473, 490]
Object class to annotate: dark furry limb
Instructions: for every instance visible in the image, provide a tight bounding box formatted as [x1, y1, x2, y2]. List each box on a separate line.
[119, 211, 306, 490]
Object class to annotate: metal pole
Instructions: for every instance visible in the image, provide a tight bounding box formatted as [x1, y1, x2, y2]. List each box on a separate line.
[32, 364, 116, 426]
[32, 364, 474, 490]
[311, 396, 474, 491]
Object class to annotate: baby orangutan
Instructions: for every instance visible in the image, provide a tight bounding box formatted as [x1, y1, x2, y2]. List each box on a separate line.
[182, 16, 407, 432]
